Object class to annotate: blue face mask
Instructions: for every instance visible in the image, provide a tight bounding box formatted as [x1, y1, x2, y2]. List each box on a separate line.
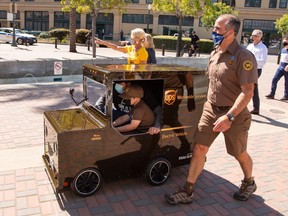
[212, 31, 225, 47]
[115, 83, 125, 94]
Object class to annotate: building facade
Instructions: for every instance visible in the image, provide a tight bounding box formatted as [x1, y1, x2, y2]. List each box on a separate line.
[0, 0, 287, 50]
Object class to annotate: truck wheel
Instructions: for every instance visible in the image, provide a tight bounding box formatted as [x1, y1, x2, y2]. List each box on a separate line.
[71, 168, 102, 197]
[145, 157, 171, 186]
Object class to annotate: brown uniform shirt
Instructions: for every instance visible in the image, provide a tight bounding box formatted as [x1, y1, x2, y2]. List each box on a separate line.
[207, 39, 258, 106]
[131, 100, 155, 130]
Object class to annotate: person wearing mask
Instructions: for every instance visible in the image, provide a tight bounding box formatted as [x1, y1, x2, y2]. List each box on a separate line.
[189, 31, 200, 57]
[265, 36, 288, 101]
[144, 33, 157, 64]
[95, 28, 148, 64]
[164, 14, 258, 205]
[113, 84, 155, 133]
[246, 29, 268, 114]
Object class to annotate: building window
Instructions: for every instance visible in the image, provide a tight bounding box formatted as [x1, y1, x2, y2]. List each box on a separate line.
[54, 11, 80, 29]
[125, 0, 139, 3]
[122, 14, 153, 24]
[269, 0, 277, 8]
[245, 0, 261, 7]
[146, 0, 153, 3]
[25, 11, 49, 31]
[243, 19, 276, 31]
[86, 13, 114, 38]
[222, 0, 235, 6]
[279, 0, 287, 8]
[0, 10, 7, 19]
[159, 15, 193, 27]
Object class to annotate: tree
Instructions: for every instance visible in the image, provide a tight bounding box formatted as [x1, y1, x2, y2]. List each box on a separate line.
[61, 0, 82, 53]
[78, 0, 127, 58]
[200, 1, 238, 30]
[152, 0, 202, 57]
[275, 14, 288, 37]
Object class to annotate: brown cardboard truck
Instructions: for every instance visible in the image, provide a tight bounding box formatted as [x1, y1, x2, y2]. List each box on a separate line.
[42, 64, 208, 197]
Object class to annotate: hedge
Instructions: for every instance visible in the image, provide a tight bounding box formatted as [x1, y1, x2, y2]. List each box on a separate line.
[153, 35, 214, 54]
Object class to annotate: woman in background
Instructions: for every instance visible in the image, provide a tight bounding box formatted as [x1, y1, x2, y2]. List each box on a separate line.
[144, 33, 157, 64]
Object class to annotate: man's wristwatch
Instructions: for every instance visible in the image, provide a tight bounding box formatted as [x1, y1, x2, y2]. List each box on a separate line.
[226, 113, 235, 121]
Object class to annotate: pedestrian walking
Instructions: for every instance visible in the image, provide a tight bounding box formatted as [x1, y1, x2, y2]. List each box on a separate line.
[265, 36, 288, 101]
[164, 14, 258, 205]
[246, 29, 268, 114]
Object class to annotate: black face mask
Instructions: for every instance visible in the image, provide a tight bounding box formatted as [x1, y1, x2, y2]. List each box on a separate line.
[283, 42, 288, 47]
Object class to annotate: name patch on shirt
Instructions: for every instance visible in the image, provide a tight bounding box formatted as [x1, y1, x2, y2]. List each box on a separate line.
[243, 60, 253, 71]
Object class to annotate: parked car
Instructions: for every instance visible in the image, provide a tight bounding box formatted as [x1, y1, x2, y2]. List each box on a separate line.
[0, 27, 37, 45]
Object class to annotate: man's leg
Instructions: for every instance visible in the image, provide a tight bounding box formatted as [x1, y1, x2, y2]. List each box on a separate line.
[164, 143, 208, 205]
[235, 150, 253, 179]
[281, 69, 288, 100]
[233, 150, 257, 201]
[267, 67, 283, 98]
[186, 144, 208, 184]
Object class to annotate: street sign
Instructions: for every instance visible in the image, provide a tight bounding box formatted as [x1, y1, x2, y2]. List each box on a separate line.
[54, 61, 63, 75]
[7, 13, 13, 21]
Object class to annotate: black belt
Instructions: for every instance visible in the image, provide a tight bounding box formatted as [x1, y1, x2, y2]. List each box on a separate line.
[211, 103, 231, 111]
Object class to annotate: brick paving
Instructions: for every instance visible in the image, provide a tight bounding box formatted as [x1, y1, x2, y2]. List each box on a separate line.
[0, 44, 288, 216]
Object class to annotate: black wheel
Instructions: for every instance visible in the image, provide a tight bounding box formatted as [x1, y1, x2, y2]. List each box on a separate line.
[145, 157, 171, 186]
[17, 38, 23, 45]
[71, 168, 102, 197]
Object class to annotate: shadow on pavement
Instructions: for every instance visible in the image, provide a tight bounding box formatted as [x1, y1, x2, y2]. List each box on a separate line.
[51, 168, 283, 216]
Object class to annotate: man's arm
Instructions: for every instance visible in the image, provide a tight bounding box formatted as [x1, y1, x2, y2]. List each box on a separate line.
[213, 83, 254, 132]
[115, 119, 141, 133]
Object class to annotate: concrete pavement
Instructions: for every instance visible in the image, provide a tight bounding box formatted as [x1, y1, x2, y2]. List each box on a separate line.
[0, 43, 208, 83]
[0, 43, 288, 216]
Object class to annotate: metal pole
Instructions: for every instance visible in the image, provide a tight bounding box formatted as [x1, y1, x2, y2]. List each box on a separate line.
[146, 4, 151, 33]
[11, 0, 17, 47]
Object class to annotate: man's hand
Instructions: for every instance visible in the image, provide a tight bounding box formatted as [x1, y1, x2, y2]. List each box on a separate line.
[213, 115, 232, 132]
[187, 98, 196, 111]
[148, 127, 160, 135]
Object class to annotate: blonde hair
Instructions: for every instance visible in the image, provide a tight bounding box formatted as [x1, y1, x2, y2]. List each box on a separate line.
[130, 28, 146, 40]
[144, 33, 155, 49]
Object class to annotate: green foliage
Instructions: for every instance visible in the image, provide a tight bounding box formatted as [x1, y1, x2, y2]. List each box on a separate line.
[152, 0, 201, 18]
[76, 29, 90, 43]
[49, 28, 70, 42]
[77, 0, 127, 14]
[38, 32, 50, 39]
[201, 2, 238, 30]
[153, 36, 213, 53]
[275, 14, 288, 37]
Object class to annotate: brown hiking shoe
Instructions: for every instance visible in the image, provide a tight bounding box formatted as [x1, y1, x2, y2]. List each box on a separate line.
[233, 179, 257, 201]
[164, 187, 194, 205]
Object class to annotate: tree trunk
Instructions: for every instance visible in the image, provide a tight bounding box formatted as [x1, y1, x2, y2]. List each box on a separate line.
[69, 8, 77, 53]
[92, 12, 97, 58]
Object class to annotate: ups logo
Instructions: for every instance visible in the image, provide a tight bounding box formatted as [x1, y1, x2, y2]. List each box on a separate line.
[164, 90, 177, 105]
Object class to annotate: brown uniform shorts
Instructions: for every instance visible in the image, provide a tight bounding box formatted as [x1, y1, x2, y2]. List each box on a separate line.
[194, 101, 252, 156]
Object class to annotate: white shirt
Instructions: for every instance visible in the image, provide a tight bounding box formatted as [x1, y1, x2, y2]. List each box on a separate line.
[246, 41, 268, 69]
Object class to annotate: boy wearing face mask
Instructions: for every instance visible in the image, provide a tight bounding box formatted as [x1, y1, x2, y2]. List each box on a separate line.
[112, 82, 131, 121]
[265, 37, 288, 101]
[164, 14, 258, 205]
[113, 84, 155, 133]
[95, 28, 148, 64]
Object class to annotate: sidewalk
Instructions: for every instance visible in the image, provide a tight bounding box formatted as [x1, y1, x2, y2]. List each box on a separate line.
[0, 44, 287, 216]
